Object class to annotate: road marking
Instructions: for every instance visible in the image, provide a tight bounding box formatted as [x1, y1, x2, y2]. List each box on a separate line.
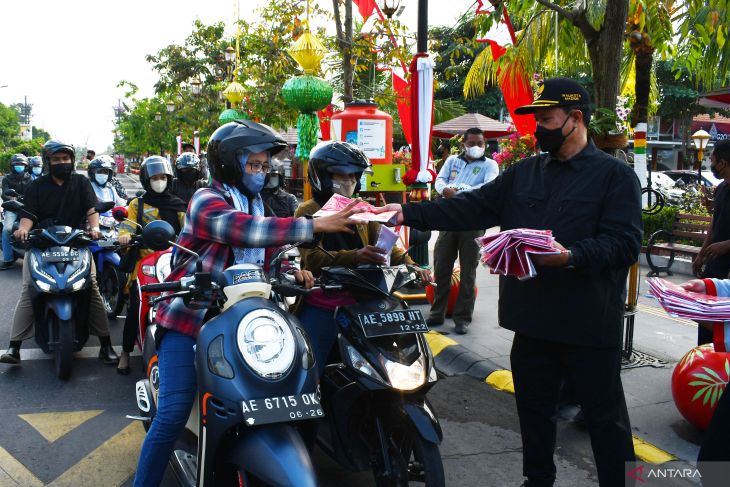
[19, 410, 103, 443]
[424, 331, 458, 356]
[46, 422, 145, 487]
[636, 303, 696, 327]
[632, 435, 676, 464]
[485, 370, 514, 394]
[0, 446, 43, 486]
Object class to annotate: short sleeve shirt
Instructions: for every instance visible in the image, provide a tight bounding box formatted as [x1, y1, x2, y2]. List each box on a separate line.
[706, 182, 730, 277]
[23, 174, 97, 228]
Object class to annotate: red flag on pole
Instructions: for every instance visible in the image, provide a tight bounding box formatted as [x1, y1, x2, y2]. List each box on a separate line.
[318, 104, 334, 141]
[392, 71, 412, 145]
[351, 0, 376, 20]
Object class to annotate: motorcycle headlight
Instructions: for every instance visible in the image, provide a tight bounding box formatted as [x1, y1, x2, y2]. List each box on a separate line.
[72, 278, 87, 291]
[236, 309, 296, 380]
[155, 252, 172, 283]
[30, 253, 53, 282]
[380, 354, 426, 391]
[35, 280, 51, 292]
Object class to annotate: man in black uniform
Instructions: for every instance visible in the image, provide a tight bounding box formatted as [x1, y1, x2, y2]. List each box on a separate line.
[0, 140, 119, 365]
[692, 140, 730, 344]
[374, 78, 640, 487]
[170, 152, 207, 205]
[261, 158, 298, 217]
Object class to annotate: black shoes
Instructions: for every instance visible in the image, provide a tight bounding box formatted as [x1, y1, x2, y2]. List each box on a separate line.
[0, 347, 21, 364]
[454, 321, 470, 334]
[99, 345, 120, 365]
[0, 261, 14, 271]
[426, 316, 444, 327]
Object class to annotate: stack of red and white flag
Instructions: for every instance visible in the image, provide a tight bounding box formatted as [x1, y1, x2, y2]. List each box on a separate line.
[647, 277, 730, 321]
[475, 228, 563, 280]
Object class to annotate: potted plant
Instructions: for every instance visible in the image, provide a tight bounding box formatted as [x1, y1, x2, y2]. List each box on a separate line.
[590, 98, 630, 150]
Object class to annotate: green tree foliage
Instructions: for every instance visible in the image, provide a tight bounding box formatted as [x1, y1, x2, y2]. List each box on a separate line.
[0, 101, 48, 172]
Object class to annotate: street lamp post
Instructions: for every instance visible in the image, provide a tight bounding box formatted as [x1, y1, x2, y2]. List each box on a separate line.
[692, 129, 711, 187]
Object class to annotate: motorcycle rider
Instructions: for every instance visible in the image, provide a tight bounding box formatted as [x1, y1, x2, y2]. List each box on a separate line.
[170, 151, 207, 205]
[28, 156, 44, 180]
[295, 141, 432, 370]
[116, 156, 187, 375]
[261, 158, 299, 217]
[0, 140, 119, 365]
[88, 156, 126, 206]
[132, 120, 358, 487]
[1, 154, 32, 270]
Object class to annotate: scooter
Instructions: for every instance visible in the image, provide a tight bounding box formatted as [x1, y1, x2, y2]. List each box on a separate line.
[314, 262, 445, 486]
[1, 199, 116, 380]
[90, 209, 125, 318]
[129, 221, 323, 487]
[0, 188, 28, 262]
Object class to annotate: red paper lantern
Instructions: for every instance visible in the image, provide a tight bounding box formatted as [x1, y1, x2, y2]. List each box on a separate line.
[671, 344, 730, 430]
[425, 267, 478, 316]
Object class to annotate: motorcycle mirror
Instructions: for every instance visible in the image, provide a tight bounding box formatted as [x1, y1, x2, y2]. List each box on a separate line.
[5, 189, 19, 198]
[408, 228, 431, 248]
[1, 200, 37, 221]
[95, 201, 115, 214]
[112, 206, 129, 222]
[142, 220, 176, 251]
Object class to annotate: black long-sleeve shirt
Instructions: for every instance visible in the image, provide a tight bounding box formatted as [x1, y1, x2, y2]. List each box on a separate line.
[403, 141, 642, 347]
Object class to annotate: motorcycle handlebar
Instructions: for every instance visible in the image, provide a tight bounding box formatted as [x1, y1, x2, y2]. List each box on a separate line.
[140, 282, 182, 293]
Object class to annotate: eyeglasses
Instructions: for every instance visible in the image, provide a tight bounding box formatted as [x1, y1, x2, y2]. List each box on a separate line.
[246, 162, 271, 174]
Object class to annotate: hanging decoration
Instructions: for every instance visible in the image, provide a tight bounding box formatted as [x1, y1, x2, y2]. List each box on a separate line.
[282, 0, 333, 200]
[219, 0, 247, 124]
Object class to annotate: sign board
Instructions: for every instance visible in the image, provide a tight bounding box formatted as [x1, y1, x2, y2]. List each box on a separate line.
[19, 124, 32, 141]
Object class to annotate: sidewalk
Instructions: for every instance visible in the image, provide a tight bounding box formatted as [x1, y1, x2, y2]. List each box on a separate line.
[412, 232, 705, 468]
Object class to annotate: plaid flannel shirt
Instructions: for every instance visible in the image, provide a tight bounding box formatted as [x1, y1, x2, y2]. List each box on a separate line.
[155, 180, 313, 337]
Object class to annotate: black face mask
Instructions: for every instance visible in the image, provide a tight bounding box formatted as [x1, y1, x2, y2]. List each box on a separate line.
[534, 113, 576, 155]
[711, 160, 725, 179]
[178, 169, 199, 183]
[51, 163, 74, 181]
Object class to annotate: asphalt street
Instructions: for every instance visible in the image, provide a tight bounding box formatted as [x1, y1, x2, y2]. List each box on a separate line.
[0, 172, 703, 486]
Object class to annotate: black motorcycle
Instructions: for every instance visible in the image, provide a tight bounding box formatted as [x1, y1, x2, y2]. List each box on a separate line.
[315, 263, 445, 487]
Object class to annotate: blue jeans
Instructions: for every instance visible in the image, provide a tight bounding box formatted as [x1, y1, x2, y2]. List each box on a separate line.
[134, 330, 196, 487]
[297, 305, 338, 375]
[2, 210, 17, 263]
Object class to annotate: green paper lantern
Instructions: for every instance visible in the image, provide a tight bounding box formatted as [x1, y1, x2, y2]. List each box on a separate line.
[295, 113, 320, 159]
[219, 108, 249, 125]
[282, 75, 333, 113]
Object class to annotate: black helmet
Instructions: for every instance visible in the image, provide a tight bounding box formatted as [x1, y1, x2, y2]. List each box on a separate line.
[88, 156, 115, 179]
[175, 152, 201, 173]
[10, 154, 28, 166]
[28, 156, 43, 168]
[308, 141, 372, 198]
[207, 120, 287, 185]
[140, 156, 174, 193]
[42, 140, 75, 167]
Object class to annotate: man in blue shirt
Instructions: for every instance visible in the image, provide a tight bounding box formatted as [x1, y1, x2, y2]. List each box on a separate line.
[430, 127, 499, 334]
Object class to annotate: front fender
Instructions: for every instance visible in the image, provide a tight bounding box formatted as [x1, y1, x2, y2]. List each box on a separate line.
[392, 396, 442, 445]
[222, 424, 317, 487]
[46, 296, 74, 321]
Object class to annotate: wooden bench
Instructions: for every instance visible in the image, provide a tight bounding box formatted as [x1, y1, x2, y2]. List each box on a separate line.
[645, 213, 711, 276]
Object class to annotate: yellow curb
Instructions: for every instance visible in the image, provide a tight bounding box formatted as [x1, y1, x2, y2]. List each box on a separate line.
[485, 369, 515, 394]
[632, 435, 676, 464]
[424, 331, 458, 357]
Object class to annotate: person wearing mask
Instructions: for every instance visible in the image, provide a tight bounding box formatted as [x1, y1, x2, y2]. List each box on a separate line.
[294, 141, 431, 370]
[88, 156, 126, 206]
[132, 121, 357, 487]
[27, 156, 44, 180]
[371, 78, 641, 487]
[429, 127, 499, 334]
[261, 158, 298, 217]
[170, 152, 207, 205]
[1, 154, 32, 270]
[0, 140, 119, 365]
[116, 156, 187, 375]
[692, 140, 730, 345]
[85, 149, 95, 164]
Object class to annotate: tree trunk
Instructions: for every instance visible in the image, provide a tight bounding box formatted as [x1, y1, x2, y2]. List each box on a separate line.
[582, 0, 629, 111]
[632, 48, 652, 127]
[333, 0, 353, 103]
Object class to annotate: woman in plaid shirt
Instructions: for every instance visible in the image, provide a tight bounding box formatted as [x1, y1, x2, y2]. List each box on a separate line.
[133, 121, 358, 487]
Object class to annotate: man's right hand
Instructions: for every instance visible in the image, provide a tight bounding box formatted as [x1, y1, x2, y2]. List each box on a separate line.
[118, 234, 131, 246]
[312, 200, 359, 234]
[692, 254, 704, 277]
[356, 245, 387, 264]
[368, 203, 404, 226]
[13, 228, 28, 242]
[442, 187, 457, 199]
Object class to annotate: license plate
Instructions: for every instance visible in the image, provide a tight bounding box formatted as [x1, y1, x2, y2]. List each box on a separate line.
[357, 309, 429, 338]
[241, 392, 324, 426]
[40, 249, 80, 263]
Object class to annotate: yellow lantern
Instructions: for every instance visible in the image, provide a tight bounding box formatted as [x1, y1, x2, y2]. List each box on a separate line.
[288, 30, 326, 74]
[223, 81, 245, 105]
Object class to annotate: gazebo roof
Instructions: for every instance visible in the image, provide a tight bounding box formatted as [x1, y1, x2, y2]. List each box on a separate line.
[432, 113, 513, 139]
[699, 86, 730, 109]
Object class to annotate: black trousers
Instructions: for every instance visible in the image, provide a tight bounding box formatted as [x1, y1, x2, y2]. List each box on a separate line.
[122, 283, 140, 353]
[698, 386, 730, 487]
[510, 333, 635, 487]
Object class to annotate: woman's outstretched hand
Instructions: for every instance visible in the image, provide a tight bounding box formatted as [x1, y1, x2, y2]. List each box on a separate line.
[365, 203, 403, 226]
[312, 200, 359, 234]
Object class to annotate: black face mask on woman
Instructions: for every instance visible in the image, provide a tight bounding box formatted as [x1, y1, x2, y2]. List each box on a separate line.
[50, 163, 74, 181]
[534, 112, 576, 155]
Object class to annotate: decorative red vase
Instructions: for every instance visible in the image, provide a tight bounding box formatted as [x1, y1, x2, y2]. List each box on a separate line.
[671, 344, 730, 430]
[425, 267, 478, 316]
